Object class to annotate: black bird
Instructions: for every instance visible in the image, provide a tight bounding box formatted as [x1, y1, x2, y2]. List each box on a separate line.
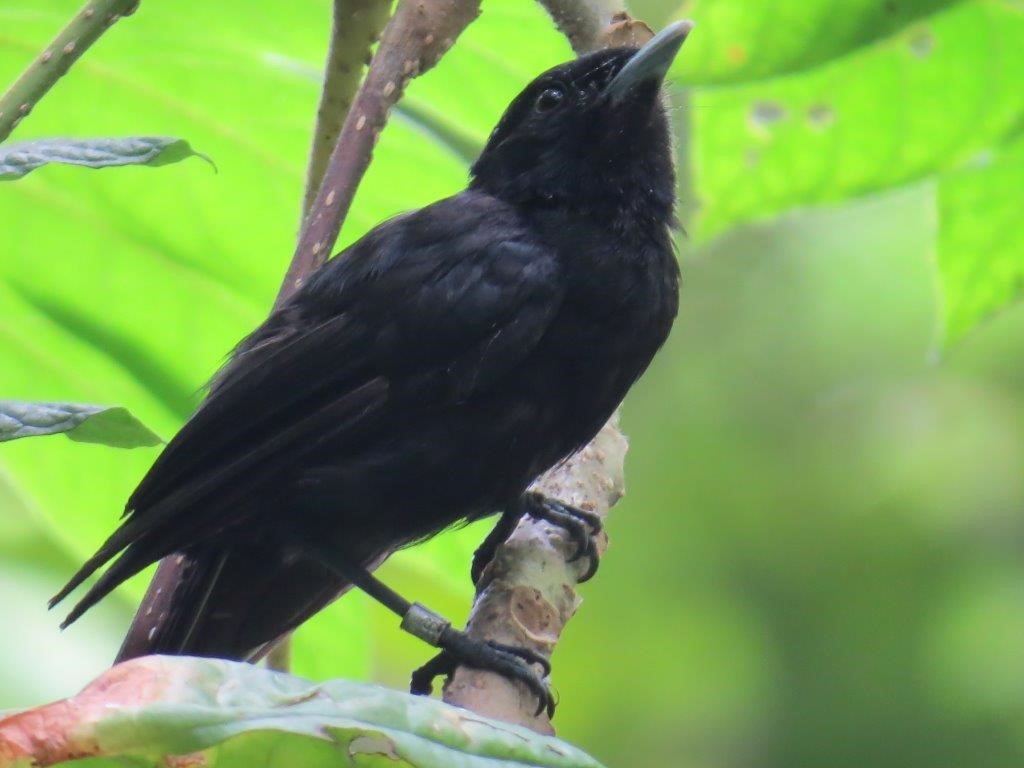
[51, 21, 690, 713]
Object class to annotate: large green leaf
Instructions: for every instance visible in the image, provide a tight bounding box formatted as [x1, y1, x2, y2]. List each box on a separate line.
[0, 656, 603, 768]
[689, 0, 1024, 239]
[938, 136, 1024, 344]
[666, 0, 964, 84]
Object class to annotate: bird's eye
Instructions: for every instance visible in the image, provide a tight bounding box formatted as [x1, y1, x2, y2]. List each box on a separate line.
[535, 87, 565, 112]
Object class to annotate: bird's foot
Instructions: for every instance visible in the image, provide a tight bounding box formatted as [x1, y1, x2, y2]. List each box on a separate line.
[409, 630, 554, 717]
[471, 493, 603, 586]
[521, 492, 602, 582]
[402, 602, 554, 716]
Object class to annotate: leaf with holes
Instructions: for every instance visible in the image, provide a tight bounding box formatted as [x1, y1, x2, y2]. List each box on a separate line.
[688, 1, 1024, 239]
[0, 401, 161, 447]
[667, 0, 963, 84]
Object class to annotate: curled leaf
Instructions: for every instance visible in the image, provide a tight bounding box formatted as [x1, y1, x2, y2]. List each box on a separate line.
[0, 401, 162, 448]
[0, 136, 214, 179]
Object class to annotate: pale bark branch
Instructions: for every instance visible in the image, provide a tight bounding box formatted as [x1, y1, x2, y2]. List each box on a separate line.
[536, 0, 654, 54]
[443, 418, 627, 733]
[0, 0, 140, 144]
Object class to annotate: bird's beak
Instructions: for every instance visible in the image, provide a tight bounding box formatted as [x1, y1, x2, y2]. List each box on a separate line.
[606, 20, 694, 105]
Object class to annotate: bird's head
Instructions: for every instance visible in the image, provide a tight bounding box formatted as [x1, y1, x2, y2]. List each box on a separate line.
[470, 21, 692, 227]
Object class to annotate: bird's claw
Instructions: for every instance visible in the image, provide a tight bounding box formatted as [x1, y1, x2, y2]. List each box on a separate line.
[471, 494, 602, 586]
[522, 492, 602, 582]
[410, 628, 555, 717]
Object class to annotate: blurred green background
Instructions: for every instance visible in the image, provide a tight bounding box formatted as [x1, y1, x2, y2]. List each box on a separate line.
[3, 1, 1024, 766]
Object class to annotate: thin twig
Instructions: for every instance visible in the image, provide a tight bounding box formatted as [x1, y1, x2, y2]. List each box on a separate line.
[300, 0, 393, 220]
[440, 7, 658, 733]
[277, 0, 482, 306]
[0, 0, 140, 144]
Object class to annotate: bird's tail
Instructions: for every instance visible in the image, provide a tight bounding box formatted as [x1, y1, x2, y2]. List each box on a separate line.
[115, 543, 355, 664]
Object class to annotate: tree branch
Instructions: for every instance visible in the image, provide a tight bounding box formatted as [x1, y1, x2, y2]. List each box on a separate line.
[440, 6, 659, 734]
[0, 0, 140, 144]
[277, 0, 481, 306]
[444, 418, 627, 732]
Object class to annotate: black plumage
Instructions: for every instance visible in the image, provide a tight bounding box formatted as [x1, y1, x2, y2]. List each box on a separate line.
[53, 29, 685, 676]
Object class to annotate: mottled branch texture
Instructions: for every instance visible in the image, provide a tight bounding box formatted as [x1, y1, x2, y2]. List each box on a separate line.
[443, 419, 627, 732]
[300, 0, 394, 221]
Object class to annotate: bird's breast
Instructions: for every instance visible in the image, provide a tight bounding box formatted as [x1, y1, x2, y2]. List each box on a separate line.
[508, 235, 679, 457]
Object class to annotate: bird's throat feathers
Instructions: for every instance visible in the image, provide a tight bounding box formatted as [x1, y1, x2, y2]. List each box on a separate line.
[469, 103, 676, 232]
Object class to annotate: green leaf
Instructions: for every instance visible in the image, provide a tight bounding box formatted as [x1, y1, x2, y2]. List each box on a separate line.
[689, 0, 1024, 239]
[0, 136, 212, 179]
[668, 0, 964, 84]
[0, 401, 161, 447]
[0, 656, 604, 768]
[938, 137, 1024, 345]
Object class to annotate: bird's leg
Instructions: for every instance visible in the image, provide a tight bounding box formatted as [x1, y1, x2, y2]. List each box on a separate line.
[473, 491, 603, 584]
[404, 604, 554, 717]
[470, 506, 520, 586]
[297, 542, 554, 717]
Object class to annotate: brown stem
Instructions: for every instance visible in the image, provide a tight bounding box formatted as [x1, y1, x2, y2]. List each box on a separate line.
[277, 0, 481, 306]
[0, 0, 140, 144]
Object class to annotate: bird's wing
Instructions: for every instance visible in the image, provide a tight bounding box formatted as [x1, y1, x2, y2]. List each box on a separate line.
[53, 193, 564, 622]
